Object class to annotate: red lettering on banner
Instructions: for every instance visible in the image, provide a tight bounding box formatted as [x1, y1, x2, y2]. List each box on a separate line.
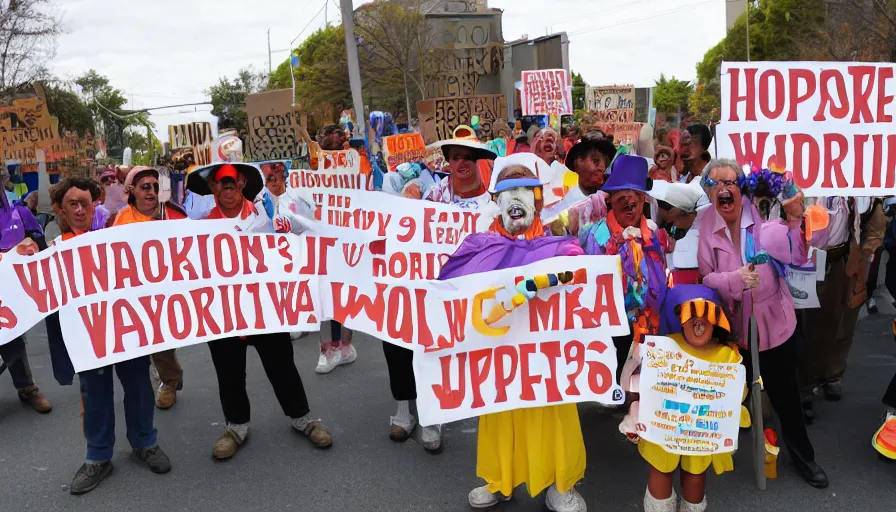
[245, 283, 265, 329]
[0, 300, 17, 330]
[51, 251, 69, 307]
[214, 233, 240, 278]
[758, 69, 785, 120]
[564, 340, 585, 395]
[317, 237, 336, 275]
[78, 303, 108, 358]
[386, 287, 413, 342]
[196, 234, 212, 279]
[592, 274, 621, 327]
[298, 235, 317, 275]
[791, 133, 820, 189]
[530, 293, 560, 332]
[822, 133, 849, 189]
[396, 216, 416, 242]
[519, 343, 541, 401]
[787, 69, 817, 121]
[432, 352, 466, 409]
[887, 136, 896, 188]
[343, 242, 366, 267]
[78, 243, 108, 296]
[539, 340, 563, 403]
[442, 299, 468, 348]
[494, 345, 518, 403]
[586, 341, 613, 394]
[266, 281, 314, 327]
[854, 134, 870, 188]
[565, 288, 599, 329]
[878, 67, 894, 123]
[331, 282, 386, 331]
[111, 242, 143, 290]
[59, 249, 82, 301]
[189, 287, 222, 336]
[167, 294, 193, 341]
[276, 235, 293, 273]
[728, 67, 758, 122]
[871, 134, 885, 188]
[231, 284, 250, 330]
[423, 208, 436, 243]
[219, 285, 236, 333]
[240, 236, 269, 275]
[414, 289, 434, 348]
[814, 70, 849, 121]
[138, 295, 166, 345]
[850, 66, 876, 124]
[14, 258, 58, 313]
[468, 348, 493, 409]
[168, 237, 198, 281]
[727, 132, 769, 169]
[141, 240, 169, 284]
[112, 298, 146, 351]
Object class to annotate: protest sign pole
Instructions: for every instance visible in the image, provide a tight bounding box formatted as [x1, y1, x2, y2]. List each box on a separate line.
[748, 291, 766, 490]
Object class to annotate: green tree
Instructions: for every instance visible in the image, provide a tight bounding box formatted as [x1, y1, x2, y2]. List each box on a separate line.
[571, 71, 586, 111]
[652, 74, 692, 114]
[122, 127, 163, 166]
[44, 82, 94, 136]
[206, 68, 267, 139]
[73, 70, 145, 161]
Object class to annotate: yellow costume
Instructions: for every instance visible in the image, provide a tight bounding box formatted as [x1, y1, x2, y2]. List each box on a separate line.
[477, 404, 586, 497]
[637, 333, 744, 475]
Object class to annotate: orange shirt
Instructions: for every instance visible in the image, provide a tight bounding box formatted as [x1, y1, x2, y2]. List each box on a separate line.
[113, 205, 187, 225]
[207, 199, 257, 220]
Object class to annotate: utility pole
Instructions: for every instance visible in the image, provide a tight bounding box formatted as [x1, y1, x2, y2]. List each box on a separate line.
[745, 1, 751, 62]
[325, 1, 328, 27]
[268, 29, 272, 73]
[340, 0, 365, 137]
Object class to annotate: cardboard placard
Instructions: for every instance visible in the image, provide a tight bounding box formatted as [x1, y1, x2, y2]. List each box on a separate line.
[520, 69, 573, 117]
[417, 94, 507, 144]
[246, 89, 302, 161]
[586, 85, 635, 123]
[168, 122, 214, 166]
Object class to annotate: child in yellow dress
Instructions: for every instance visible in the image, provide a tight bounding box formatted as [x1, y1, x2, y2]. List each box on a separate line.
[619, 284, 748, 512]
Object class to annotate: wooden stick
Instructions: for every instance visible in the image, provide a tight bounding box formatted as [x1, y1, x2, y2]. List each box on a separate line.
[749, 311, 767, 491]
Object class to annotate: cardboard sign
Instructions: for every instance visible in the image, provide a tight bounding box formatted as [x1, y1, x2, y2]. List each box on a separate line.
[0, 83, 61, 164]
[716, 61, 896, 196]
[246, 89, 302, 161]
[168, 122, 214, 166]
[595, 122, 644, 146]
[382, 133, 441, 172]
[638, 336, 746, 455]
[586, 85, 635, 123]
[416, 94, 506, 144]
[520, 69, 573, 117]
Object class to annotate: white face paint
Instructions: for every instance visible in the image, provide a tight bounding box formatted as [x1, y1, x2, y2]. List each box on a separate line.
[497, 187, 536, 235]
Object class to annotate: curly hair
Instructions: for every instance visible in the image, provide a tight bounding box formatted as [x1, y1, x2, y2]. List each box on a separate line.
[51, 177, 100, 206]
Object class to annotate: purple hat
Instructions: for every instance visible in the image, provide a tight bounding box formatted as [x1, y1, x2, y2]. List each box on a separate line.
[659, 284, 728, 336]
[602, 154, 649, 193]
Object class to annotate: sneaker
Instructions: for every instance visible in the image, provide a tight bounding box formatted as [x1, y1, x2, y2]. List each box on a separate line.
[390, 416, 417, 442]
[643, 488, 677, 512]
[468, 485, 511, 509]
[133, 445, 172, 474]
[213, 429, 243, 460]
[546, 484, 587, 512]
[422, 424, 442, 453]
[339, 343, 357, 365]
[290, 331, 307, 340]
[69, 461, 113, 495]
[315, 343, 342, 374]
[679, 496, 707, 512]
[873, 412, 896, 460]
[18, 385, 52, 413]
[156, 382, 177, 409]
[868, 297, 879, 314]
[823, 380, 842, 401]
[294, 419, 333, 448]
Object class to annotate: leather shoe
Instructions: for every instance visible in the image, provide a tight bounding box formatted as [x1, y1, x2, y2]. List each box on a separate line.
[791, 451, 829, 488]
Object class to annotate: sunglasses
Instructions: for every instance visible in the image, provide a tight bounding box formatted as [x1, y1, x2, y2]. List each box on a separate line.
[139, 182, 160, 192]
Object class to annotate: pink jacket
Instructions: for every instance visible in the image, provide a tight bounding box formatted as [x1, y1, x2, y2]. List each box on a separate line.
[697, 203, 809, 352]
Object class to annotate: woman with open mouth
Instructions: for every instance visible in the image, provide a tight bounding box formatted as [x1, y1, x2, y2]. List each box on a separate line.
[695, 158, 830, 489]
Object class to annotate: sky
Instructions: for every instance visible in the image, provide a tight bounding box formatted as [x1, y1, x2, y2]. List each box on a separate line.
[50, 0, 728, 113]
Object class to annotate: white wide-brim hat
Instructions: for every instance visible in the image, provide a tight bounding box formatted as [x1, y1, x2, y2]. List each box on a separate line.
[488, 152, 553, 194]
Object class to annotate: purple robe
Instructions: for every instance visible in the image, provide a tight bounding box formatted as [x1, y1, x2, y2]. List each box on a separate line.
[438, 231, 583, 280]
[0, 193, 42, 252]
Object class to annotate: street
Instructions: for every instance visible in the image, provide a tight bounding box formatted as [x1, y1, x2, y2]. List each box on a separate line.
[1, 304, 894, 511]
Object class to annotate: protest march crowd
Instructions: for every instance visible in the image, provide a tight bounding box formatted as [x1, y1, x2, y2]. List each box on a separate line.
[2, 61, 896, 512]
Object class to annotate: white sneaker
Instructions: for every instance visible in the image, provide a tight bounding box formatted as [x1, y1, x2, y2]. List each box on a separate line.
[421, 424, 442, 453]
[546, 484, 587, 512]
[315, 344, 342, 374]
[468, 485, 511, 509]
[644, 488, 677, 512]
[339, 343, 357, 365]
[290, 331, 307, 340]
[678, 496, 706, 512]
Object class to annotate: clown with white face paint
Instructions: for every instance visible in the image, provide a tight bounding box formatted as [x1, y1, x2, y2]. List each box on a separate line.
[495, 180, 537, 235]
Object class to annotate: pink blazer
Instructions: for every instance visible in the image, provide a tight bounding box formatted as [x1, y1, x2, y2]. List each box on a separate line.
[696, 203, 809, 352]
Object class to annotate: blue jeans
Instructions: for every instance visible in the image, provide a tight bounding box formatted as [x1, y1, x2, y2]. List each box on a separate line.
[79, 356, 157, 462]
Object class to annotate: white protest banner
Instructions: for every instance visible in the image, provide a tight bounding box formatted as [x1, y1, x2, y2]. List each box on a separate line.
[521, 69, 573, 117]
[638, 336, 746, 455]
[0, 220, 325, 371]
[410, 255, 628, 426]
[715, 61, 896, 196]
[286, 149, 368, 191]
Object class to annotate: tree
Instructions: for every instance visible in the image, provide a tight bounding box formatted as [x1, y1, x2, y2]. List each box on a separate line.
[354, 0, 440, 119]
[269, 25, 351, 124]
[571, 71, 586, 111]
[652, 74, 692, 114]
[836, 0, 896, 60]
[0, 0, 61, 90]
[73, 70, 144, 161]
[44, 82, 94, 136]
[122, 126, 163, 166]
[206, 67, 267, 139]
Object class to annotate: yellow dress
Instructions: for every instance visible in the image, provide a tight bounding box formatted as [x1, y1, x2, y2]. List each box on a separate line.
[638, 333, 745, 476]
[477, 404, 586, 497]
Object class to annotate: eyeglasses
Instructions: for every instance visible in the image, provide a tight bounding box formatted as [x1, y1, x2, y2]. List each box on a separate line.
[139, 182, 160, 192]
[702, 176, 738, 189]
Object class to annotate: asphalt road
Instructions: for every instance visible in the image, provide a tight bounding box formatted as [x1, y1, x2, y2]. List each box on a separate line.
[1, 279, 895, 511]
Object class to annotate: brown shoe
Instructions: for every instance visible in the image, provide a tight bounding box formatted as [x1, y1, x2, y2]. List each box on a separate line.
[156, 383, 177, 410]
[302, 420, 333, 448]
[390, 424, 412, 442]
[18, 385, 52, 413]
[213, 430, 242, 460]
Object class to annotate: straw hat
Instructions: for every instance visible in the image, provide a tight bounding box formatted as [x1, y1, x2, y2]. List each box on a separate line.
[427, 124, 497, 162]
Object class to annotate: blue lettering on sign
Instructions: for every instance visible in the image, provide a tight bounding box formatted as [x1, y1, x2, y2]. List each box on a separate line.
[695, 419, 719, 431]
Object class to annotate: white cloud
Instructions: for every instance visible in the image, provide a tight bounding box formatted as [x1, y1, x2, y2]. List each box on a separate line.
[51, 0, 727, 110]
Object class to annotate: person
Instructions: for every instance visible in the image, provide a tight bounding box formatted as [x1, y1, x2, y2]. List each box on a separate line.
[872, 324, 896, 460]
[424, 128, 498, 208]
[313, 124, 358, 374]
[800, 196, 885, 417]
[622, 285, 745, 512]
[678, 125, 712, 184]
[439, 163, 587, 512]
[541, 137, 616, 221]
[649, 146, 676, 183]
[577, 155, 673, 377]
[185, 163, 332, 459]
[696, 158, 829, 488]
[563, 125, 580, 157]
[0, 173, 53, 415]
[113, 167, 188, 410]
[532, 128, 567, 178]
[50, 177, 171, 494]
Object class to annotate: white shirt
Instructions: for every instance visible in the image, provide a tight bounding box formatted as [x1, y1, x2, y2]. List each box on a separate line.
[722, 206, 754, 266]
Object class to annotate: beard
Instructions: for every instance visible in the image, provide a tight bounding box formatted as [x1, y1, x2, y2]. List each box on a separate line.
[497, 187, 536, 235]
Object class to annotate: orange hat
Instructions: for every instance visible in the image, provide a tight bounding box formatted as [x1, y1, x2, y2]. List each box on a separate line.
[215, 164, 239, 182]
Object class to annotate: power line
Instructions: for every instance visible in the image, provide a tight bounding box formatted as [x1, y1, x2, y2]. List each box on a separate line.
[291, 1, 328, 47]
[568, 0, 718, 36]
